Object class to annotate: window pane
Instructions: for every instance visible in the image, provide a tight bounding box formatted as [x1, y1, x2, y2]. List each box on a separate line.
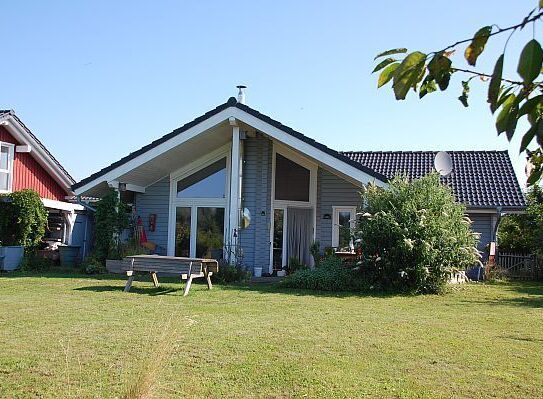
[0, 172, 8, 191]
[273, 209, 284, 270]
[0, 146, 9, 170]
[274, 154, 310, 202]
[338, 211, 352, 250]
[177, 158, 226, 198]
[175, 207, 191, 257]
[196, 207, 225, 259]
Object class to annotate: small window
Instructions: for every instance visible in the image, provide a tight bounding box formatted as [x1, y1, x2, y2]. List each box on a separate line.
[332, 207, 356, 251]
[274, 153, 310, 202]
[0, 143, 14, 193]
[177, 158, 227, 198]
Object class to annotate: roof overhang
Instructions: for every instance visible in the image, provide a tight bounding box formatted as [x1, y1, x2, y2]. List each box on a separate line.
[42, 198, 84, 212]
[0, 113, 75, 195]
[73, 100, 387, 196]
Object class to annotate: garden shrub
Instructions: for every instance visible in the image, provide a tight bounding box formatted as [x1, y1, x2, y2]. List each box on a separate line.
[282, 256, 366, 291]
[94, 188, 130, 261]
[498, 185, 543, 255]
[287, 257, 308, 274]
[20, 251, 55, 273]
[81, 256, 105, 274]
[212, 262, 251, 283]
[0, 189, 47, 250]
[355, 174, 480, 294]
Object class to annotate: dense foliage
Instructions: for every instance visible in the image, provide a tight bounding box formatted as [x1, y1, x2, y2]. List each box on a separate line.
[374, 2, 543, 185]
[498, 185, 543, 254]
[355, 174, 480, 294]
[0, 189, 47, 249]
[282, 256, 366, 291]
[212, 262, 251, 283]
[94, 188, 129, 261]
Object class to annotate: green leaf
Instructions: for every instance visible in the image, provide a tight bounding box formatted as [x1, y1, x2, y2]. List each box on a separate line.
[519, 95, 543, 117]
[488, 54, 504, 113]
[419, 77, 437, 99]
[458, 80, 470, 107]
[464, 26, 492, 66]
[374, 48, 407, 60]
[493, 86, 514, 113]
[540, 0, 543, 9]
[372, 58, 397, 73]
[527, 167, 542, 185]
[495, 93, 516, 135]
[427, 53, 452, 90]
[518, 39, 543, 85]
[519, 120, 541, 152]
[392, 51, 427, 100]
[377, 62, 400, 88]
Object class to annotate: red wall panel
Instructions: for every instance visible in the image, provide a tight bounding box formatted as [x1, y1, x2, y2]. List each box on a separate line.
[0, 127, 66, 201]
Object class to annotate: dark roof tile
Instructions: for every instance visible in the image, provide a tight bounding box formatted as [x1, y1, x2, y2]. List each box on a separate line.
[341, 150, 526, 209]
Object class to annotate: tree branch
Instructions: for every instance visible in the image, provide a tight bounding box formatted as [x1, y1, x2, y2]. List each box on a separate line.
[451, 67, 543, 89]
[436, 9, 543, 55]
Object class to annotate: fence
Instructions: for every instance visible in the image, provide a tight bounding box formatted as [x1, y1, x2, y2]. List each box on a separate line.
[496, 252, 542, 280]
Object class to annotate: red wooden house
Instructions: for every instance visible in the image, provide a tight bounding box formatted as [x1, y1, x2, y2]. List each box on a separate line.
[0, 110, 91, 252]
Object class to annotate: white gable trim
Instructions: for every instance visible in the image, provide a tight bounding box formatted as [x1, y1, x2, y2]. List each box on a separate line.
[229, 108, 386, 187]
[1, 114, 74, 194]
[74, 105, 387, 195]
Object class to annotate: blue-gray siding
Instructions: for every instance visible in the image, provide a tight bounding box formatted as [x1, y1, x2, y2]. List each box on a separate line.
[239, 134, 272, 271]
[316, 168, 362, 250]
[134, 177, 169, 255]
[468, 213, 493, 254]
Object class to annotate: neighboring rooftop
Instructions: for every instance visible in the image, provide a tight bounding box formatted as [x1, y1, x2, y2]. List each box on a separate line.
[0, 109, 75, 184]
[342, 150, 526, 210]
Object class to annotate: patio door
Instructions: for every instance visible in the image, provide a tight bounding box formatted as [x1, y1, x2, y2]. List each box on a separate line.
[272, 207, 313, 271]
[175, 206, 225, 259]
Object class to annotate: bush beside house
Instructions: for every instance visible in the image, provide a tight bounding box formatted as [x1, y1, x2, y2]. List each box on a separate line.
[285, 174, 480, 294]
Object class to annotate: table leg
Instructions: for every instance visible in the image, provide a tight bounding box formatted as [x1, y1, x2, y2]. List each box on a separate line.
[151, 272, 160, 288]
[183, 275, 194, 296]
[204, 264, 213, 290]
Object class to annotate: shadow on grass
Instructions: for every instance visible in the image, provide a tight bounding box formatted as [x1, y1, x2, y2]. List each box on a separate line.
[216, 280, 401, 299]
[74, 284, 183, 296]
[457, 281, 543, 308]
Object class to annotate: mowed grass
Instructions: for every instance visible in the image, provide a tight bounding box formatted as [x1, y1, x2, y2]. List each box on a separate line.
[0, 273, 542, 399]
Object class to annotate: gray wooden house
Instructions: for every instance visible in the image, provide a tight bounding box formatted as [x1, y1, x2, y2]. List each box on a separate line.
[73, 96, 526, 273]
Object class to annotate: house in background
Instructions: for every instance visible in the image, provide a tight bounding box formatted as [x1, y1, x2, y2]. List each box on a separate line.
[0, 110, 93, 258]
[73, 95, 525, 273]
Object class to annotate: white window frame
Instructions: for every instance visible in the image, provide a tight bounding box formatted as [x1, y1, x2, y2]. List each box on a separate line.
[167, 144, 231, 257]
[268, 142, 317, 273]
[331, 206, 356, 249]
[0, 142, 15, 194]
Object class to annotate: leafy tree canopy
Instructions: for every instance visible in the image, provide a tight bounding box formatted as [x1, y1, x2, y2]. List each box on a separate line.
[374, 1, 543, 185]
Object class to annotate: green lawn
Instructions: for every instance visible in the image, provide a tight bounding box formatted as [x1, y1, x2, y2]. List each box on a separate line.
[0, 273, 542, 399]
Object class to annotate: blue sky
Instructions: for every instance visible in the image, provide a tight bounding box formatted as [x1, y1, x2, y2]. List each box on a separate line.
[1, 1, 538, 185]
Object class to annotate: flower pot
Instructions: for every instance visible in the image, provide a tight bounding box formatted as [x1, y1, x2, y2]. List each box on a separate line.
[59, 245, 81, 267]
[253, 267, 262, 278]
[0, 246, 24, 271]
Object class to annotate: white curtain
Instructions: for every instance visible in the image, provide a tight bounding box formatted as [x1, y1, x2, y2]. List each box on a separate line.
[287, 208, 313, 266]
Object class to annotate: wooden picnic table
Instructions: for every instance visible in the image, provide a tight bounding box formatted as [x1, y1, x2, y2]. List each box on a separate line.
[123, 255, 219, 296]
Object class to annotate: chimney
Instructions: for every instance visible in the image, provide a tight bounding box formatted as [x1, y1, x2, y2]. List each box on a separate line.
[236, 85, 247, 104]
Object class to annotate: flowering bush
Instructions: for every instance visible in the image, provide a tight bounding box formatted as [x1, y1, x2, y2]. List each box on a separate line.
[355, 174, 480, 294]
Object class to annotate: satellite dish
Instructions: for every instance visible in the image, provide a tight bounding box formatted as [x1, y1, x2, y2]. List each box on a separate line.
[240, 208, 251, 229]
[434, 151, 453, 177]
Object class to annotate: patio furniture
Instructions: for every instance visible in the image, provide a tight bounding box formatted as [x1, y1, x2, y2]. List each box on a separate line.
[123, 255, 219, 296]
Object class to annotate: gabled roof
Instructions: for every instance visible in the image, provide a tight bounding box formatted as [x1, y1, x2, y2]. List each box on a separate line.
[73, 97, 387, 191]
[342, 150, 526, 210]
[0, 110, 75, 194]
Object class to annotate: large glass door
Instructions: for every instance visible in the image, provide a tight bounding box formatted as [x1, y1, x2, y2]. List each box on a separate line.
[196, 207, 225, 259]
[272, 208, 285, 271]
[175, 206, 225, 259]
